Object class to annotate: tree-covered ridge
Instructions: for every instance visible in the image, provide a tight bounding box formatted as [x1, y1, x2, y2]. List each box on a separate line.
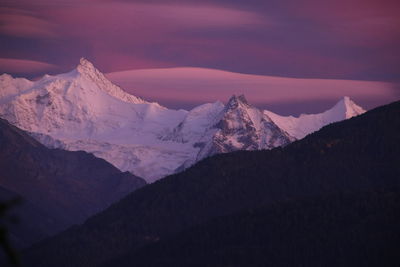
[105, 190, 400, 267]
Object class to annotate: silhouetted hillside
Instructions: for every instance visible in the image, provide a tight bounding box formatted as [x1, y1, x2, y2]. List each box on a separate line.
[23, 101, 400, 267]
[0, 186, 64, 250]
[104, 190, 400, 267]
[0, 118, 146, 248]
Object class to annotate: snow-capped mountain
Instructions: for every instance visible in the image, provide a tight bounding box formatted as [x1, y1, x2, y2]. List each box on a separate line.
[0, 59, 365, 182]
[163, 94, 294, 170]
[0, 58, 190, 182]
[187, 95, 293, 163]
[264, 96, 366, 139]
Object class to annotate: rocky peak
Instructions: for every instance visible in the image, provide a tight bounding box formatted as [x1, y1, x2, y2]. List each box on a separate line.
[76, 58, 97, 75]
[0, 73, 13, 81]
[74, 57, 110, 86]
[195, 94, 293, 161]
[226, 94, 250, 110]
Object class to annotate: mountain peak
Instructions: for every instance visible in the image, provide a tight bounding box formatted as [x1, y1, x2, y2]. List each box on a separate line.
[333, 96, 366, 118]
[342, 95, 351, 102]
[76, 57, 97, 75]
[0, 73, 12, 79]
[340, 96, 354, 107]
[79, 57, 92, 66]
[227, 94, 249, 109]
[338, 96, 354, 106]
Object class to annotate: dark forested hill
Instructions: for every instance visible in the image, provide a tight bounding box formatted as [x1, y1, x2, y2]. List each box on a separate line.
[23, 101, 400, 267]
[104, 190, 400, 267]
[0, 185, 64, 249]
[0, 118, 146, 248]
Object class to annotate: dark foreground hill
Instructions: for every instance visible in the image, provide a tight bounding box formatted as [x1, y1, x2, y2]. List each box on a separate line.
[23, 100, 400, 267]
[0, 185, 65, 249]
[0, 118, 146, 249]
[104, 190, 400, 267]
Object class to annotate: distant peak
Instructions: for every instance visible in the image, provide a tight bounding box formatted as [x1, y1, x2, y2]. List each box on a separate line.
[336, 96, 356, 108]
[227, 94, 249, 109]
[0, 73, 13, 80]
[237, 94, 248, 104]
[79, 57, 93, 66]
[68, 57, 147, 105]
[76, 57, 98, 75]
[343, 96, 350, 101]
[341, 96, 353, 105]
[332, 96, 366, 118]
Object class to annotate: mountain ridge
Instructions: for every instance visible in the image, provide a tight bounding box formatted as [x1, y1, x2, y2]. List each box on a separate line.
[0, 117, 146, 247]
[0, 59, 365, 182]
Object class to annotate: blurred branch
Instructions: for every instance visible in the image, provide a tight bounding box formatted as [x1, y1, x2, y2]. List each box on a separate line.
[0, 198, 22, 267]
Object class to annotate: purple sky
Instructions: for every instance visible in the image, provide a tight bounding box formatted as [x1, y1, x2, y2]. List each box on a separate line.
[0, 0, 399, 113]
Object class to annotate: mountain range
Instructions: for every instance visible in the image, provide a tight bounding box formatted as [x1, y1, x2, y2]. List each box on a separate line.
[0, 58, 365, 182]
[21, 99, 400, 267]
[0, 58, 398, 266]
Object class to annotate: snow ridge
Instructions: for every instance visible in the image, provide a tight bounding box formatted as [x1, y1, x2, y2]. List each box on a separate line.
[0, 60, 366, 182]
[264, 96, 366, 139]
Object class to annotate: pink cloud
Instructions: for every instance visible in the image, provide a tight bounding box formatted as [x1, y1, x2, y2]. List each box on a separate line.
[106, 67, 398, 109]
[90, 47, 176, 72]
[44, 2, 266, 38]
[0, 58, 58, 74]
[30, 2, 269, 72]
[0, 11, 57, 38]
[286, 0, 400, 47]
[1, 2, 266, 44]
[141, 3, 266, 28]
[165, 38, 368, 77]
[0, 0, 398, 82]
